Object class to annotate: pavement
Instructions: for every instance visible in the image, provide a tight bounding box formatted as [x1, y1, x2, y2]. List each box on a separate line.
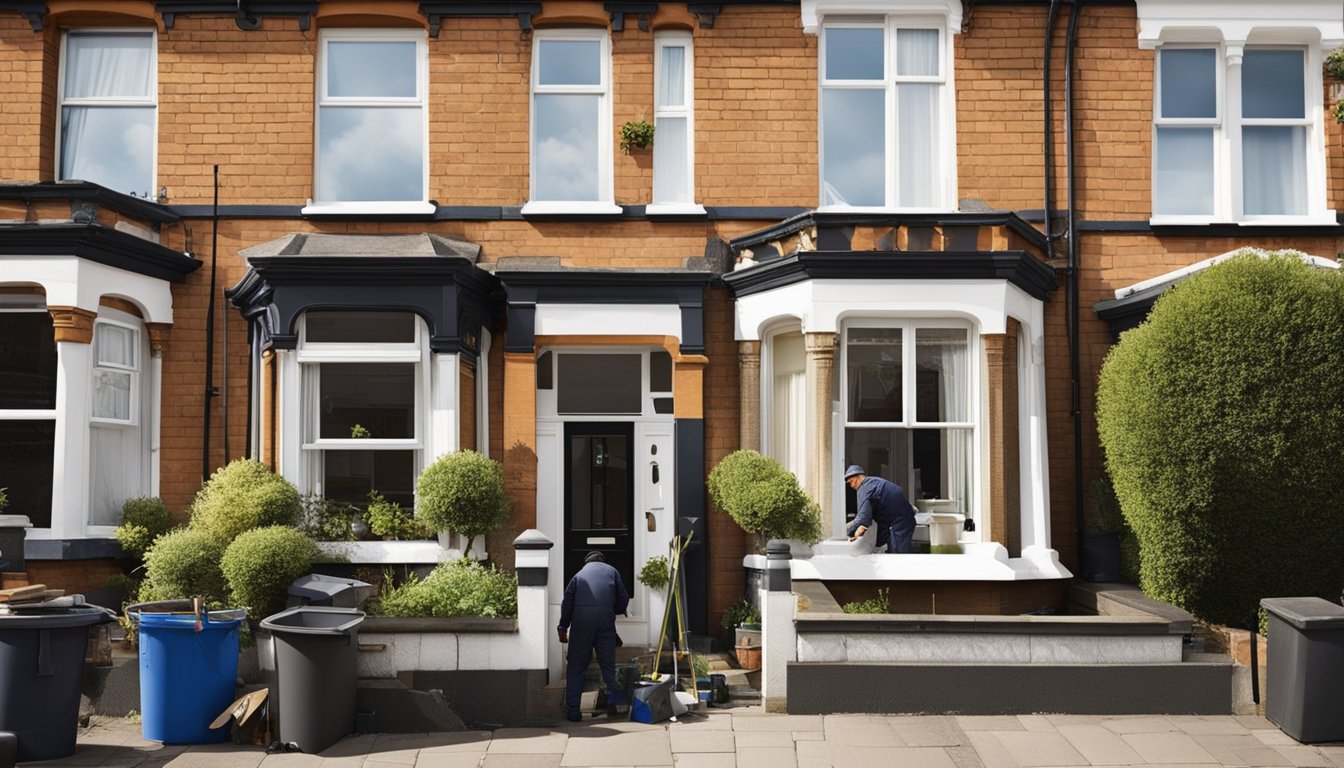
[24, 709, 1344, 768]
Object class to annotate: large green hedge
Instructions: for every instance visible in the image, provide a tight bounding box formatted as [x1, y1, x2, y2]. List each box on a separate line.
[1096, 252, 1344, 627]
[189, 459, 302, 543]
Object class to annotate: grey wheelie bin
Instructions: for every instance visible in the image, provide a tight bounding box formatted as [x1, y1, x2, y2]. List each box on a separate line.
[1260, 597, 1344, 743]
[260, 606, 365, 753]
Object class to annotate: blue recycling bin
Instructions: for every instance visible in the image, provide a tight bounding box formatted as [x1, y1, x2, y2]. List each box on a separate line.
[129, 602, 246, 744]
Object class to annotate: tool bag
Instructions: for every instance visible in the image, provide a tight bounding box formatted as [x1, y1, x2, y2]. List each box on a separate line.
[629, 678, 675, 724]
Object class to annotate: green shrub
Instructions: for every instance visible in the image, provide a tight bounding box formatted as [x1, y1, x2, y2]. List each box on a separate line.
[415, 450, 509, 555]
[138, 527, 228, 606]
[706, 450, 823, 544]
[842, 587, 891, 615]
[298, 494, 357, 541]
[189, 459, 302, 544]
[221, 526, 318, 617]
[374, 559, 517, 619]
[114, 497, 173, 558]
[1097, 252, 1344, 627]
[0, 487, 7, 512]
[720, 597, 759, 630]
[365, 491, 434, 541]
[637, 555, 670, 591]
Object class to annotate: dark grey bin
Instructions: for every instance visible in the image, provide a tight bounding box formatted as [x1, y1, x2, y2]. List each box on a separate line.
[1260, 597, 1344, 743]
[260, 606, 365, 754]
[286, 574, 373, 609]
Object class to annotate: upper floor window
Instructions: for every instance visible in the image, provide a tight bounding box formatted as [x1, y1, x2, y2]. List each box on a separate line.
[650, 33, 701, 213]
[58, 31, 156, 198]
[1153, 45, 1324, 222]
[312, 30, 428, 211]
[526, 31, 617, 214]
[819, 20, 950, 210]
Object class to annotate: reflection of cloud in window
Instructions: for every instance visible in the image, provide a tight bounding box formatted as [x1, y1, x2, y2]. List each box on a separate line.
[535, 94, 599, 200]
[822, 89, 884, 206]
[62, 108, 153, 196]
[319, 107, 422, 202]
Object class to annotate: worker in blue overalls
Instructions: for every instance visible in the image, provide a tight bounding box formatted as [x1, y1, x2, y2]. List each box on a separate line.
[557, 550, 629, 722]
[844, 464, 917, 554]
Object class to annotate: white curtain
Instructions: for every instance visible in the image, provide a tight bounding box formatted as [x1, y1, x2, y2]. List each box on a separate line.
[772, 372, 806, 478]
[61, 34, 153, 194]
[657, 45, 685, 108]
[1243, 126, 1307, 215]
[938, 332, 970, 516]
[92, 325, 136, 421]
[895, 29, 940, 208]
[653, 116, 690, 203]
[89, 425, 140, 526]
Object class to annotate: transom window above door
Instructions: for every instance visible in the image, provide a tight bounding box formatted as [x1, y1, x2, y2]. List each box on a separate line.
[536, 349, 674, 417]
[819, 19, 953, 210]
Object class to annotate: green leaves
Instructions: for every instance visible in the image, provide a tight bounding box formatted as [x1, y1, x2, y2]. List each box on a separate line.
[707, 450, 823, 544]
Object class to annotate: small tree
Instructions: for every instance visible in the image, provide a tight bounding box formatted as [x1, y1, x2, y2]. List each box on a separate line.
[415, 450, 509, 556]
[1097, 252, 1344, 627]
[707, 450, 823, 545]
[189, 458, 302, 544]
[221, 526, 318, 617]
[138, 527, 228, 606]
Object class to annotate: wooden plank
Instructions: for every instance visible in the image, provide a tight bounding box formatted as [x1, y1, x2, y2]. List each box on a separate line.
[0, 584, 46, 602]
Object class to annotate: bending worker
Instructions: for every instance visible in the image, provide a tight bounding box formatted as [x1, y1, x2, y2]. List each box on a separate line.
[558, 550, 629, 722]
[844, 464, 917, 554]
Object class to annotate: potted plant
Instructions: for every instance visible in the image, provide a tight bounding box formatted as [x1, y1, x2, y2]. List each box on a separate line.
[721, 597, 761, 669]
[637, 555, 670, 592]
[619, 118, 655, 153]
[706, 450, 823, 554]
[415, 450, 510, 557]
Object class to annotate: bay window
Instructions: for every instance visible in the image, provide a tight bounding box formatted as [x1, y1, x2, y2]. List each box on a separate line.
[842, 323, 974, 521]
[58, 31, 156, 198]
[0, 303, 58, 529]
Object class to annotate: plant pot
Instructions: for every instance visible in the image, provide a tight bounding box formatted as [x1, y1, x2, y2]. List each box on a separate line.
[735, 626, 761, 650]
[734, 643, 761, 671]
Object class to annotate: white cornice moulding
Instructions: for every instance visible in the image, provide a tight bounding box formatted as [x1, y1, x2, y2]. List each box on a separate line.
[1134, 0, 1344, 49]
[800, 0, 963, 35]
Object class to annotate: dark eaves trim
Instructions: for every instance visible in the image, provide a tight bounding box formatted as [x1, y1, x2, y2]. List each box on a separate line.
[166, 203, 812, 222]
[497, 268, 714, 301]
[0, 181, 180, 226]
[156, 1, 317, 31]
[727, 210, 1051, 252]
[241, 254, 500, 296]
[722, 250, 1058, 300]
[0, 1, 46, 31]
[0, 223, 201, 282]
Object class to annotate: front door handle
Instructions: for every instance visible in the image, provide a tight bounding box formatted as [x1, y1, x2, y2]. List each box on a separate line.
[650, 460, 660, 484]
[645, 511, 657, 532]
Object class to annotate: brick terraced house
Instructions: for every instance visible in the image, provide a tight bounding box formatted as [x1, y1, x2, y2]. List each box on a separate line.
[2, 0, 1342, 649]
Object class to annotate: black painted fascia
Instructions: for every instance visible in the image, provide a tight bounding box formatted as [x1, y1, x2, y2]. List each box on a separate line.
[156, 0, 318, 30]
[0, 1, 46, 31]
[0, 223, 200, 282]
[722, 250, 1058, 301]
[0, 180, 180, 227]
[727, 210, 1050, 254]
[1094, 282, 1167, 341]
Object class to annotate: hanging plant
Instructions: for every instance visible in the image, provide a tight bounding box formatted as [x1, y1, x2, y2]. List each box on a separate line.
[619, 119, 655, 153]
[637, 555, 670, 590]
[1325, 47, 1344, 81]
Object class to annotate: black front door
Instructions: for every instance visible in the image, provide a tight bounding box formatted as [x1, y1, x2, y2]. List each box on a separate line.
[564, 422, 635, 599]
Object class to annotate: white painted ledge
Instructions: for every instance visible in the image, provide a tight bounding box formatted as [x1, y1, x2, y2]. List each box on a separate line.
[316, 540, 462, 564]
[745, 543, 1073, 581]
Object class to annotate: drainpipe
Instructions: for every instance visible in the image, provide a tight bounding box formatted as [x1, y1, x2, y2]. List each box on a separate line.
[1043, 0, 1062, 264]
[1064, 2, 1085, 572]
[201, 164, 220, 481]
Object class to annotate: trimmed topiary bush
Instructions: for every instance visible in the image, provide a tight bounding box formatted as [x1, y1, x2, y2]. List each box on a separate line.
[138, 527, 228, 606]
[375, 558, 517, 619]
[1097, 251, 1344, 627]
[707, 450, 823, 545]
[114, 497, 174, 558]
[415, 450, 509, 555]
[189, 458, 302, 544]
[221, 526, 318, 617]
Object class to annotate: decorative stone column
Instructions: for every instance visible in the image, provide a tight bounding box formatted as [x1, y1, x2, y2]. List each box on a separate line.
[760, 539, 796, 713]
[45, 306, 95, 539]
[738, 340, 761, 452]
[804, 332, 837, 518]
[984, 319, 1021, 556]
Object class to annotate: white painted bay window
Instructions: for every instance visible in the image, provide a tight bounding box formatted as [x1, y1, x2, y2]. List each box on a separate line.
[0, 301, 58, 529]
[58, 31, 156, 198]
[89, 314, 150, 527]
[841, 323, 974, 521]
[298, 311, 427, 508]
[819, 20, 951, 210]
[308, 30, 430, 213]
[525, 31, 618, 214]
[649, 32, 702, 214]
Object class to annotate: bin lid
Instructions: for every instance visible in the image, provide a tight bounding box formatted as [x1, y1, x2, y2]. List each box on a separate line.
[0, 604, 113, 629]
[287, 573, 373, 599]
[259, 605, 365, 635]
[1260, 597, 1344, 630]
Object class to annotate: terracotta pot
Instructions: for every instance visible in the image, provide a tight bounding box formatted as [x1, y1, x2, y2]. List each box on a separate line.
[735, 643, 761, 671]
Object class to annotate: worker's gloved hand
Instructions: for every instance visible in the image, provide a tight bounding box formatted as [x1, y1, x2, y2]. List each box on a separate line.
[557, 627, 568, 643]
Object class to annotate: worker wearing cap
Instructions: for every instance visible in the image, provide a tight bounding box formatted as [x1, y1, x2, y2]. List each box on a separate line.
[844, 465, 917, 554]
[558, 550, 629, 722]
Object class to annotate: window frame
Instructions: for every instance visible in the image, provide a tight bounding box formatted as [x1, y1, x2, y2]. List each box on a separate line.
[305, 28, 433, 216]
[1150, 40, 1330, 226]
[818, 16, 954, 212]
[648, 31, 704, 214]
[89, 319, 140, 426]
[296, 312, 430, 502]
[523, 29, 619, 215]
[56, 28, 158, 199]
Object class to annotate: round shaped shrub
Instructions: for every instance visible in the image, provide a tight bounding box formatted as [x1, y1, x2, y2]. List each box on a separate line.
[375, 558, 517, 619]
[638, 555, 670, 591]
[415, 450, 509, 555]
[707, 450, 823, 544]
[189, 459, 301, 543]
[221, 526, 318, 617]
[139, 527, 228, 606]
[1097, 252, 1344, 627]
[115, 497, 173, 557]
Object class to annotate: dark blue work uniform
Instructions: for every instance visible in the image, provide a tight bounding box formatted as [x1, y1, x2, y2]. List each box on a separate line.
[846, 475, 917, 554]
[558, 560, 629, 716]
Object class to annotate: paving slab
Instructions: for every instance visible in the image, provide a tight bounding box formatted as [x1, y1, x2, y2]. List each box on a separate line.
[734, 731, 798, 748]
[955, 716, 1028, 732]
[1056, 723, 1145, 765]
[410, 753, 485, 768]
[560, 729, 672, 766]
[673, 754, 734, 768]
[668, 728, 735, 753]
[1104, 716, 1184, 735]
[822, 715, 906, 747]
[989, 731, 1090, 767]
[732, 712, 824, 732]
[1275, 746, 1337, 768]
[480, 755, 563, 768]
[1122, 731, 1220, 764]
[736, 746, 799, 768]
[890, 717, 963, 747]
[485, 728, 568, 754]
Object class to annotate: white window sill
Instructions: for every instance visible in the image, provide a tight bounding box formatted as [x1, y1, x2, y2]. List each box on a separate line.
[645, 203, 707, 216]
[520, 201, 623, 216]
[1149, 213, 1338, 228]
[301, 202, 436, 216]
[814, 204, 953, 215]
